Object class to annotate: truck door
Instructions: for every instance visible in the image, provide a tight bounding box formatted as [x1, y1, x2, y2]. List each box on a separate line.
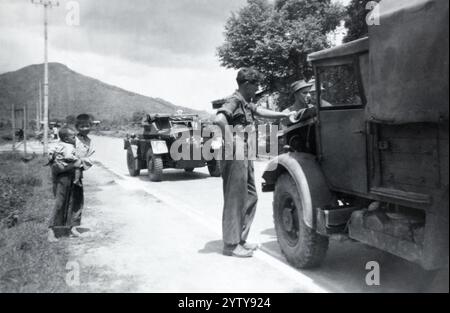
[316, 60, 368, 194]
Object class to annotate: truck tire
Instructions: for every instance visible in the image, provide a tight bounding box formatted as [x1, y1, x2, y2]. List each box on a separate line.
[147, 154, 163, 182]
[126, 146, 140, 177]
[273, 173, 329, 268]
[207, 160, 222, 177]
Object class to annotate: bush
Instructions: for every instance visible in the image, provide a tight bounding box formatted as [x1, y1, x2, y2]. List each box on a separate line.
[1, 135, 12, 141]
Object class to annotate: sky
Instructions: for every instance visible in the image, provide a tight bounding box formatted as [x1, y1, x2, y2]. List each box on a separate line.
[0, 0, 350, 113]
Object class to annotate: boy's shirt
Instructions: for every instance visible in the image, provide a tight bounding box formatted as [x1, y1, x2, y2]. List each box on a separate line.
[75, 134, 95, 170]
[49, 141, 78, 167]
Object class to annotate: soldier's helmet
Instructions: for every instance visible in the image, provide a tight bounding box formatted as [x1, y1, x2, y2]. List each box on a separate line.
[236, 67, 263, 85]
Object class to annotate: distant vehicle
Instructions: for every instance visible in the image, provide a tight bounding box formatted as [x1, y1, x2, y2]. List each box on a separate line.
[262, 0, 449, 270]
[123, 113, 222, 181]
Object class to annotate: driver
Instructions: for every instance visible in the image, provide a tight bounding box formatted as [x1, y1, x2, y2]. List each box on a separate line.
[283, 80, 316, 125]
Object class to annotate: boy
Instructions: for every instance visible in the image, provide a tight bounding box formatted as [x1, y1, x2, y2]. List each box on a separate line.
[47, 126, 83, 242]
[47, 115, 95, 242]
[48, 127, 83, 187]
[74, 114, 95, 174]
[68, 114, 95, 237]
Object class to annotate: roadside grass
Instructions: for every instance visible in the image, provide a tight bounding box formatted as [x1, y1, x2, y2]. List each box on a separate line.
[0, 152, 70, 292]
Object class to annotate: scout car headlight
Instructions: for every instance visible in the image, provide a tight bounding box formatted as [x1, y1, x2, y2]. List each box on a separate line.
[151, 140, 168, 154]
[211, 137, 223, 150]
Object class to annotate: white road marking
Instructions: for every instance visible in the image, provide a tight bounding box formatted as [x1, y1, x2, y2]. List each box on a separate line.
[99, 162, 329, 293]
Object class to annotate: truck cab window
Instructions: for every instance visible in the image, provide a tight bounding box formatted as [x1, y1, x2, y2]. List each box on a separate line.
[318, 63, 363, 108]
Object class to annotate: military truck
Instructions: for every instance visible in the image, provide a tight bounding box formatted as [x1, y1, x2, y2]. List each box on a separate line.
[124, 114, 222, 181]
[262, 0, 449, 270]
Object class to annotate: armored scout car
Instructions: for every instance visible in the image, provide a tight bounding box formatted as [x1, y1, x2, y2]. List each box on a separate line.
[124, 114, 222, 181]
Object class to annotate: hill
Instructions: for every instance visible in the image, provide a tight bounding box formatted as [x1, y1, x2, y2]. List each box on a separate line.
[0, 63, 208, 124]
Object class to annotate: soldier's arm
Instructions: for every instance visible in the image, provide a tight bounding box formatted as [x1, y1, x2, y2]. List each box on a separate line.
[214, 113, 234, 149]
[214, 98, 240, 145]
[255, 107, 293, 120]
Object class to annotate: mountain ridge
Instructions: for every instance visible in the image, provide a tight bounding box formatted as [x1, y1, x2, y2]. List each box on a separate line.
[0, 63, 209, 124]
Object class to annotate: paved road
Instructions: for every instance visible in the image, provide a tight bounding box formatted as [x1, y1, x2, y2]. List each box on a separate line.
[88, 135, 446, 293]
[73, 164, 323, 292]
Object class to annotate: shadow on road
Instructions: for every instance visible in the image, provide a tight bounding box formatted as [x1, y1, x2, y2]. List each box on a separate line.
[137, 170, 210, 182]
[260, 228, 277, 238]
[198, 240, 223, 255]
[261, 236, 446, 292]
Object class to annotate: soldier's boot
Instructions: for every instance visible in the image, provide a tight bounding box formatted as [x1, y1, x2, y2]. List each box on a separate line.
[240, 241, 259, 251]
[47, 229, 58, 242]
[223, 244, 253, 258]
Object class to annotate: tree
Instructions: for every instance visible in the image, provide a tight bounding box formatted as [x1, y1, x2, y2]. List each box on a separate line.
[217, 0, 345, 92]
[343, 0, 380, 43]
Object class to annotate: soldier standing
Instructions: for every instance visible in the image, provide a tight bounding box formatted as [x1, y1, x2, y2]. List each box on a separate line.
[214, 68, 294, 257]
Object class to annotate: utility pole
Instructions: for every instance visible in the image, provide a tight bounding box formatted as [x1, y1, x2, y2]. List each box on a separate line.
[31, 0, 59, 155]
[23, 105, 28, 156]
[36, 96, 40, 131]
[38, 80, 42, 128]
[11, 103, 15, 151]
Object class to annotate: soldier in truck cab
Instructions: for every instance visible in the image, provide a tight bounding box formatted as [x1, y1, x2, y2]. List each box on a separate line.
[288, 80, 313, 112]
[283, 80, 317, 124]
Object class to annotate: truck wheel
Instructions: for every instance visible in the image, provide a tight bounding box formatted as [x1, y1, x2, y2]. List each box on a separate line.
[207, 160, 222, 177]
[184, 168, 195, 172]
[126, 147, 140, 177]
[273, 173, 329, 268]
[147, 155, 163, 182]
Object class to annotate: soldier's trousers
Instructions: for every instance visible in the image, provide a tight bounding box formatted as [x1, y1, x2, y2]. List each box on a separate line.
[221, 159, 258, 246]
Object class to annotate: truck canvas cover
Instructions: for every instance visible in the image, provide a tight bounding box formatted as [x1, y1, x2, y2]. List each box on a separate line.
[366, 0, 449, 124]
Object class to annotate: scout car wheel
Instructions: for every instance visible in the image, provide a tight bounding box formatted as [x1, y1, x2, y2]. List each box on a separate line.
[147, 154, 163, 182]
[273, 173, 328, 268]
[126, 146, 140, 177]
[207, 160, 222, 177]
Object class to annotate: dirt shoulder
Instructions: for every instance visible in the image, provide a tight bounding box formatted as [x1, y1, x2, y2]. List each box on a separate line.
[0, 153, 71, 292]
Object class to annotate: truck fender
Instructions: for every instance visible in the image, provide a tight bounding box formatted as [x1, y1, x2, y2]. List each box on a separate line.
[262, 152, 335, 229]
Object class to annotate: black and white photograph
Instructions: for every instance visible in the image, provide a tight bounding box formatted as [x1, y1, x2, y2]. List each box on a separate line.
[0, 0, 448, 296]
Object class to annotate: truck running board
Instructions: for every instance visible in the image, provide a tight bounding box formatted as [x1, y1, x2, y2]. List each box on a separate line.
[316, 206, 357, 235]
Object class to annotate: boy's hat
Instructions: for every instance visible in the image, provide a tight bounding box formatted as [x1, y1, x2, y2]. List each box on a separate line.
[76, 114, 93, 125]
